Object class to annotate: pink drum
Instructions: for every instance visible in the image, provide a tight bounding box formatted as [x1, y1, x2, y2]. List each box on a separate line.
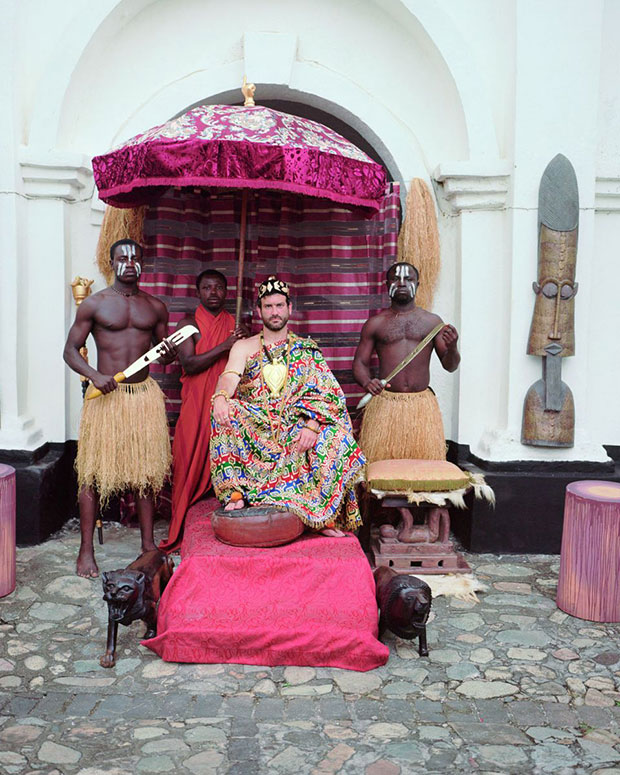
[557, 480, 620, 622]
[211, 506, 304, 548]
[0, 465, 16, 598]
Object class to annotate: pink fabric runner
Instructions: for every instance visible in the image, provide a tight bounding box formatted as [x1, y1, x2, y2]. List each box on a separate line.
[143, 499, 389, 670]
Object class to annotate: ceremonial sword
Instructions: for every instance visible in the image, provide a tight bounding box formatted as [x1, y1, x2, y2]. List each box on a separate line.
[87, 324, 199, 400]
[356, 323, 445, 410]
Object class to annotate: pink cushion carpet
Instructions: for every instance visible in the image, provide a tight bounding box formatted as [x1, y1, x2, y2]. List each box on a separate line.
[143, 499, 388, 671]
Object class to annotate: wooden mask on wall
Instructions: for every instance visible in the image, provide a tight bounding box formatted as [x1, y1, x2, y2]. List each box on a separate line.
[522, 154, 579, 448]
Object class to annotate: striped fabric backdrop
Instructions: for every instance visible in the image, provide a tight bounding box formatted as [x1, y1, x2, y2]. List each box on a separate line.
[140, 185, 400, 434]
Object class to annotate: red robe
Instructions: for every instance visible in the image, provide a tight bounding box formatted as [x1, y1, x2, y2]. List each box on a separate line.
[160, 305, 234, 552]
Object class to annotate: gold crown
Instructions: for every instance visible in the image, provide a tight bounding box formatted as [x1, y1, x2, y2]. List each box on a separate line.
[258, 275, 289, 300]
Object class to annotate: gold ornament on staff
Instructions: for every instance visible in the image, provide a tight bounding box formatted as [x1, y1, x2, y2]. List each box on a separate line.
[70, 278, 94, 380]
[70, 277, 103, 543]
[71, 276, 94, 305]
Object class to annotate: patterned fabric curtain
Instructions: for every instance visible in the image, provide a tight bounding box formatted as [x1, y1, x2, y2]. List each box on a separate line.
[140, 185, 400, 434]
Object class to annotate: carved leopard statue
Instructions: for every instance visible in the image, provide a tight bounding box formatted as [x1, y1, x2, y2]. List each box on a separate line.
[100, 550, 174, 668]
[374, 567, 432, 656]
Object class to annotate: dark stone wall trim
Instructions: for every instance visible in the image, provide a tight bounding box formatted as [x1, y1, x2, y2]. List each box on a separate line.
[0, 444, 50, 466]
[445, 440, 620, 554]
[3, 437, 618, 549]
[604, 445, 620, 462]
[1, 442, 78, 546]
[446, 440, 615, 473]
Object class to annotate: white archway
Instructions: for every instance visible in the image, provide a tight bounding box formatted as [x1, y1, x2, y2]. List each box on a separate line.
[394, 0, 500, 160]
[28, 0, 500, 167]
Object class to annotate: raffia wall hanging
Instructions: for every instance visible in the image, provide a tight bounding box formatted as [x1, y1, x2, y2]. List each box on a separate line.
[397, 178, 440, 311]
[95, 205, 146, 284]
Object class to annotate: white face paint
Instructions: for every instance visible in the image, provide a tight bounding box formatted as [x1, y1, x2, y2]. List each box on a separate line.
[115, 244, 141, 278]
[120, 244, 136, 258]
[388, 264, 417, 299]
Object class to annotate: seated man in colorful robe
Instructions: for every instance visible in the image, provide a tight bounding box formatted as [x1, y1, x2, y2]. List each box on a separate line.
[210, 276, 365, 537]
[160, 269, 248, 553]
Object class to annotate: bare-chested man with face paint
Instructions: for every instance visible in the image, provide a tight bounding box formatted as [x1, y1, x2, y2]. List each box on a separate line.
[64, 239, 175, 577]
[353, 262, 460, 462]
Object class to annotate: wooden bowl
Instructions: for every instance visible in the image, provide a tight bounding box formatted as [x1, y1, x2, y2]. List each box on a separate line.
[211, 506, 305, 548]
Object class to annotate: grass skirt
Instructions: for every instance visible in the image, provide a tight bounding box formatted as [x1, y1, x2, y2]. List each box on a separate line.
[76, 377, 171, 506]
[359, 389, 446, 463]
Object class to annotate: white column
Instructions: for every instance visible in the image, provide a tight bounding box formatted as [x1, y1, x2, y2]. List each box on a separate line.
[590, 179, 620, 447]
[434, 162, 511, 452]
[11, 150, 92, 445]
[0, 0, 42, 450]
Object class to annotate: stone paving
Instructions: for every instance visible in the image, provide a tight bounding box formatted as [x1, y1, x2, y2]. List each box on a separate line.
[1, 520, 620, 775]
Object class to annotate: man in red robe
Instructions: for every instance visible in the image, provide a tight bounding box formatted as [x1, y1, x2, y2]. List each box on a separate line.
[160, 270, 248, 552]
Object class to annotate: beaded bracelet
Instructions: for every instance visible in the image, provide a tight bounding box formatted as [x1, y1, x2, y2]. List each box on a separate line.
[211, 389, 230, 404]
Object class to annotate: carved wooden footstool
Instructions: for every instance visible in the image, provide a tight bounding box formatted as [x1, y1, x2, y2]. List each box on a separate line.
[360, 459, 494, 575]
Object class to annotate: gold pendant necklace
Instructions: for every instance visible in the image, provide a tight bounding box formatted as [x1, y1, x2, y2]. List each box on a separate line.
[260, 333, 292, 446]
[261, 334, 290, 397]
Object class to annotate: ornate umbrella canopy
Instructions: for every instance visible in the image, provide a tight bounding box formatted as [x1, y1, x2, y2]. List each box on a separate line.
[92, 104, 387, 210]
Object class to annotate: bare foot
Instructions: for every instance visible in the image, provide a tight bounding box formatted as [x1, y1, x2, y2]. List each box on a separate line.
[224, 498, 246, 511]
[320, 527, 346, 538]
[76, 547, 99, 578]
[140, 541, 158, 554]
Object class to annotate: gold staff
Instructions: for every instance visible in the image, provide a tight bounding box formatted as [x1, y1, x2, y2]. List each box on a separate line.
[70, 277, 105, 543]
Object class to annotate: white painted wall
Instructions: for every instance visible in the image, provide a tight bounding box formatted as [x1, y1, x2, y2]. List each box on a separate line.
[1, 0, 618, 461]
[472, 0, 610, 462]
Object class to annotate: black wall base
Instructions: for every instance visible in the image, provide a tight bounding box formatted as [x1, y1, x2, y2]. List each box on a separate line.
[3, 439, 619, 552]
[0, 443, 78, 546]
[448, 443, 620, 554]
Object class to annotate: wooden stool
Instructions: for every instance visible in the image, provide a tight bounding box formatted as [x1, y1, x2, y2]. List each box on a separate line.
[360, 459, 478, 575]
[556, 480, 620, 622]
[0, 464, 16, 598]
[366, 493, 470, 574]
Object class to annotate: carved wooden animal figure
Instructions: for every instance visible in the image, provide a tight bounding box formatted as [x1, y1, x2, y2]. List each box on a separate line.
[374, 566, 432, 656]
[100, 550, 174, 668]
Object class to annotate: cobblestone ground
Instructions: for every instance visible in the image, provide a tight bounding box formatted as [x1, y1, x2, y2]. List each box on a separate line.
[1, 521, 620, 775]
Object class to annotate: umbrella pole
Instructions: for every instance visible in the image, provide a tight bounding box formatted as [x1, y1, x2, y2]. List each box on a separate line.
[235, 190, 249, 326]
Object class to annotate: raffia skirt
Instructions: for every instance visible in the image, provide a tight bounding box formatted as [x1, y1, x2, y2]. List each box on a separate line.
[76, 377, 171, 506]
[359, 388, 447, 463]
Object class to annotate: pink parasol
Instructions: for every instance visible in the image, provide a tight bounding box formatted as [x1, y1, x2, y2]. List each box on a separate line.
[92, 100, 388, 321]
[92, 104, 387, 211]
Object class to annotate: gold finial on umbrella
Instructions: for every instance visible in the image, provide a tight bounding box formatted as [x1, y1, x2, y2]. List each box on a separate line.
[242, 75, 256, 107]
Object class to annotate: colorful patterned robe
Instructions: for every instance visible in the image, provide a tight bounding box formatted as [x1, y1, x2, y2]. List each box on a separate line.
[210, 334, 365, 531]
